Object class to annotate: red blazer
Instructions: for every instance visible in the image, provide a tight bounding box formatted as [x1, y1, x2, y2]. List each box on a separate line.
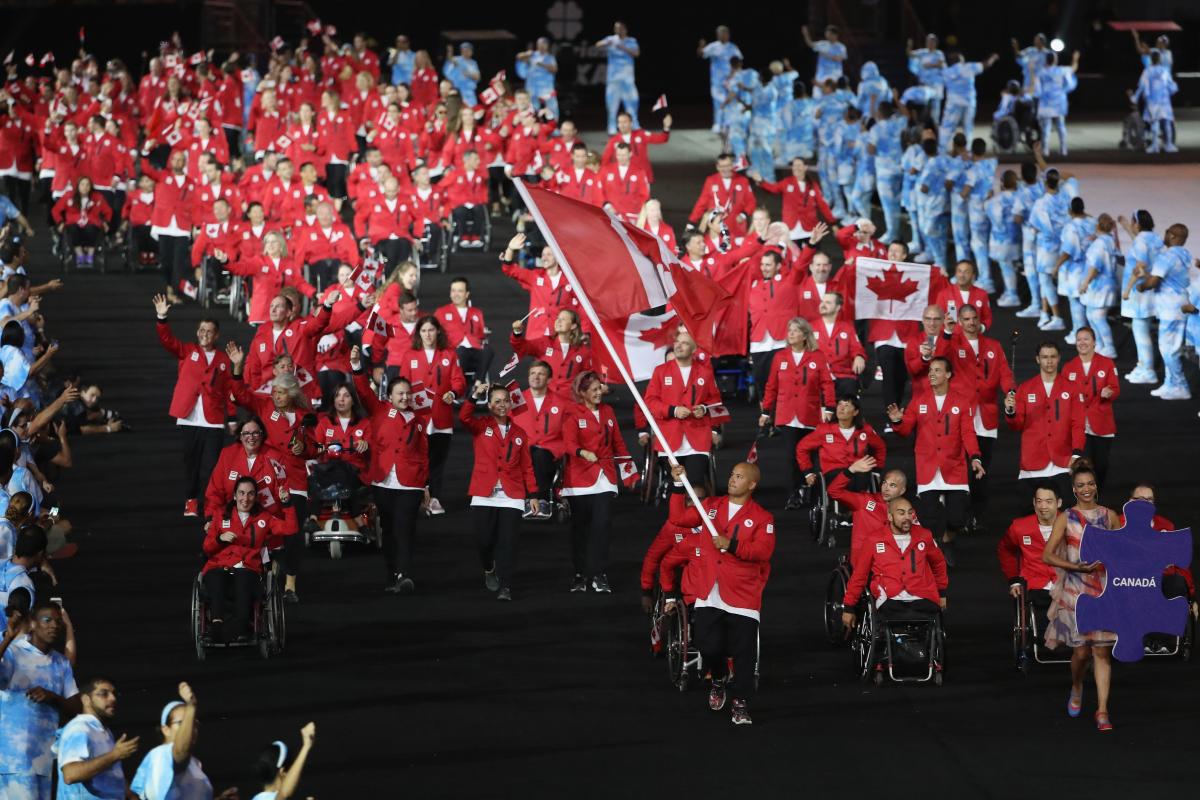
[502, 262, 582, 338]
[511, 332, 592, 396]
[319, 109, 357, 162]
[355, 196, 420, 244]
[796, 423, 886, 476]
[444, 169, 488, 207]
[81, 132, 120, 188]
[641, 220, 677, 253]
[51, 191, 112, 228]
[997, 514, 1058, 591]
[227, 255, 317, 326]
[844, 523, 947, 606]
[202, 504, 297, 575]
[688, 172, 755, 234]
[756, 176, 834, 231]
[644, 359, 721, 453]
[552, 167, 604, 207]
[935, 284, 993, 330]
[190, 220, 241, 267]
[811, 319, 865, 379]
[458, 404, 538, 499]
[438, 128, 499, 170]
[761, 348, 836, 428]
[935, 330, 1014, 431]
[1061, 355, 1119, 437]
[663, 493, 775, 612]
[353, 372, 430, 487]
[204, 442, 290, 521]
[156, 321, 232, 425]
[294, 221, 358, 265]
[282, 123, 327, 176]
[641, 519, 697, 593]
[435, 303, 487, 350]
[598, 164, 650, 219]
[407, 186, 449, 226]
[312, 415, 371, 473]
[601, 129, 668, 182]
[834, 225, 888, 270]
[243, 310, 332, 389]
[561, 403, 630, 489]
[394, 348, 467, 430]
[748, 268, 802, 343]
[795, 273, 836, 324]
[227, 382, 313, 494]
[1004, 374, 1086, 473]
[237, 165, 276, 207]
[141, 160, 196, 230]
[122, 191, 156, 227]
[826, 471, 893, 563]
[511, 390, 569, 459]
[893, 385, 982, 487]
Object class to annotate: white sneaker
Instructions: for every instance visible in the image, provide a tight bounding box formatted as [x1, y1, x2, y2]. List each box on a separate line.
[1064, 331, 1076, 345]
[1042, 317, 1066, 331]
[1098, 347, 1118, 359]
[1126, 368, 1158, 384]
[1165, 143, 1179, 154]
[427, 497, 446, 515]
[976, 282, 996, 294]
[1015, 305, 1041, 318]
[1150, 384, 1167, 396]
[997, 292, 1022, 308]
[1146, 144, 1161, 155]
[1157, 385, 1192, 400]
[874, 365, 884, 382]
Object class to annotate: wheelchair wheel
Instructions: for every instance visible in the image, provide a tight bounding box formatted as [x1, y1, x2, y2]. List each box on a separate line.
[191, 578, 206, 662]
[856, 603, 877, 682]
[270, 563, 287, 652]
[808, 496, 826, 544]
[824, 565, 850, 644]
[228, 276, 246, 322]
[1182, 612, 1195, 662]
[329, 540, 343, 560]
[664, 602, 688, 691]
[640, 446, 656, 505]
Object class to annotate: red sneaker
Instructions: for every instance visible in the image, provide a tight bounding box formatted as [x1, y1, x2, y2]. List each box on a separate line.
[184, 499, 199, 517]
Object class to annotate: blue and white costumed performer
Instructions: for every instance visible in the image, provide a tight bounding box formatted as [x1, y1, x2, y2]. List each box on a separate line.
[596, 22, 641, 135]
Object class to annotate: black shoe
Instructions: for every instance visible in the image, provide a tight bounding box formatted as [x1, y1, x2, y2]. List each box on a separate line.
[208, 620, 224, 644]
[497, 587, 512, 602]
[570, 574, 587, 593]
[386, 574, 415, 594]
[784, 490, 802, 511]
[484, 568, 500, 592]
[591, 573, 612, 593]
[283, 590, 299, 604]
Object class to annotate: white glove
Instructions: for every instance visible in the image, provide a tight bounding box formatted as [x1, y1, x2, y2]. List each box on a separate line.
[316, 334, 339, 354]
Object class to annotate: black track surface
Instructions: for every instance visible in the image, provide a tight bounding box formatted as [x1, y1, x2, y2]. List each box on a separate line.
[41, 143, 1199, 798]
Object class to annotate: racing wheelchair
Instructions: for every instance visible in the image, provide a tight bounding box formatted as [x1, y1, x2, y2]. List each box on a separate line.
[191, 560, 286, 661]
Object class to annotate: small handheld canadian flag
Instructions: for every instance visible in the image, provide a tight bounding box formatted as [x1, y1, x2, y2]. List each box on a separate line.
[3, 52, 12, 66]
[165, 129, 184, 146]
[732, 153, 749, 172]
[364, 303, 394, 338]
[505, 380, 527, 411]
[164, 54, 179, 68]
[269, 36, 285, 52]
[498, 352, 520, 378]
[490, 69, 506, 84]
[24, 54, 35, 67]
[746, 441, 758, 465]
[324, 25, 337, 37]
[306, 19, 323, 36]
[652, 94, 668, 112]
[617, 457, 639, 489]
[39, 52, 54, 68]
[705, 403, 732, 425]
[188, 52, 205, 66]
[408, 381, 434, 410]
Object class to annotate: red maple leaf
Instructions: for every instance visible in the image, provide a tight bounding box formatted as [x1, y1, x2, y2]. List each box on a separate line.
[637, 317, 680, 349]
[865, 265, 920, 308]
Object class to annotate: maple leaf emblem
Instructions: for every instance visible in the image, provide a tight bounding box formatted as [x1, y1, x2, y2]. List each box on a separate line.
[638, 317, 680, 349]
[865, 265, 920, 311]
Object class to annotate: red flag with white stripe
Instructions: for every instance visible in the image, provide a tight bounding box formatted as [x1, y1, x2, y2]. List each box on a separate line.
[593, 310, 677, 383]
[504, 380, 527, 411]
[306, 19, 323, 35]
[408, 381, 434, 411]
[746, 441, 758, 464]
[498, 352, 520, 378]
[652, 94, 668, 112]
[853, 257, 936, 322]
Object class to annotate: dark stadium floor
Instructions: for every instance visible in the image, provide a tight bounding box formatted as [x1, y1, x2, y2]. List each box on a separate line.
[38, 139, 1200, 798]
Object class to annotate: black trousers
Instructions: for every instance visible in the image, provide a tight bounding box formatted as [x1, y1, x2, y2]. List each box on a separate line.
[222, 126, 243, 161]
[567, 491, 613, 576]
[874, 344, 909, 411]
[418, 225, 445, 266]
[324, 162, 348, 199]
[308, 258, 341, 291]
[374, 486, 424, 577]
[1085, 435, 1112, 491]
[428, 432, 451, 499]
[487, 164, 511, 207]
[158, 234, 192, 289]
[374, 238, 413, 270]
[131, 224, 155, 255]
[692, 606, 759, 701]
[456, 344, 495, 383]
[452, 204, 487, 237]
[202, 567, 258, 635]
[3, 176, 31, 214]
[750, 348, 781, 400]
[530, 446, 558, 501]
[969, 436, 995, 521]
[474, 505, 521, 588]
[916, 489, 970, 539]
[181, 425, 225, 504]
[65, 225, 102, 249]
[877, 598, 941, 622]
[277, 494, 307, 578]
[778, 425, 812, 493]
[659, 453, 710, 491]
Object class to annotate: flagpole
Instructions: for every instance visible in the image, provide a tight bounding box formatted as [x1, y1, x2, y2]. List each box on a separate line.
[513, 179, 721, 540]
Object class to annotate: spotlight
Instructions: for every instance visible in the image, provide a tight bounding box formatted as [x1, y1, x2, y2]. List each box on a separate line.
[1050, 38, 1065, 52]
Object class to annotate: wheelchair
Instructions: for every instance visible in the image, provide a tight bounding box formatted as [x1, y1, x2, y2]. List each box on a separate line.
[523, 458, 571, 523]
[808, 470, 880, 549]
[417, 222, 451, 272]
[448, 205, 492, 256]
[640, 446, 717, 507]
[196, 258, 239, 311]
[658, 591, 760, 693]
[712, 355, 754, 402]
[122, 223, 160, 273]
[303, 463, 381, 560]
[1141, 573, 1195, 662]
[53, 225, 112, 275]
[991, 97, 1040, 154]
[226, 274, 248, 323]
[823, 555, 853, 645]
[1011, 580, 1071, 672]
[191, 560, 286, 661]
[850, 593, 946, 686]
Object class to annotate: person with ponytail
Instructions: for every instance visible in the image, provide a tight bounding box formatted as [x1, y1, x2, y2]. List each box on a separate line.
[251, 722, 316, 800]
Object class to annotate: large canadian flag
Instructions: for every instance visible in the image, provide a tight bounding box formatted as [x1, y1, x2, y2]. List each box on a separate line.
[515, 182, 732, 354]
[594, 309, 679, 383]
[854, 258, 936, 322]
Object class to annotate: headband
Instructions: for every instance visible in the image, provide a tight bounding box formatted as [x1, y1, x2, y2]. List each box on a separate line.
[160, 701, 184, 726]
[273, 741, 288, 768]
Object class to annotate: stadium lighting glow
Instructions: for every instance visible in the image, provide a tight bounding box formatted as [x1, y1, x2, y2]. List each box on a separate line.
[1050, 38, 1065, 52]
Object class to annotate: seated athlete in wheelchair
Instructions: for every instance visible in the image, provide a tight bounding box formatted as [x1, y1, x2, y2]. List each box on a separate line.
[198, 477, 295, 646]
[991, 80, 1040, 154]
[796, 395, 886, 546]
[640, 486, 708, 656]
[1126, 484, 1197, 659]
[446, 150, 491, 251]
[304, 380, 379, 557]
[999, 481, 1070, 670]
[841, 497, 948, 684]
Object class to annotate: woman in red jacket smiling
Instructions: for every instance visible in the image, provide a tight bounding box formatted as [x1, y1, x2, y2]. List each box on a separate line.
[460, 384, 539, 601]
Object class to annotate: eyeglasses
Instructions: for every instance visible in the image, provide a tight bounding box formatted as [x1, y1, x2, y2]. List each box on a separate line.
[240, 431, 264, 439]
